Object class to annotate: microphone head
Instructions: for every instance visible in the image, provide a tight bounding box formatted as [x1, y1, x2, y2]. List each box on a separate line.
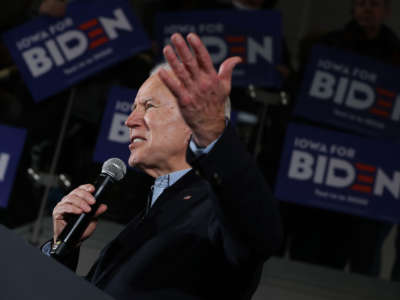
[101, 158, 127, 181]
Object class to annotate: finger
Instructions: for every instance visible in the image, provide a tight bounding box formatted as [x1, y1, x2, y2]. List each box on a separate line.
[82, 222, 99, 240]
[171, 33, 199, 77]
[187, 33, 215, 74]
[163, 45, 193, 88]
[79, 184, 95, 193]
[54, 203, 85, 218]
[218, 56, 242, 84]
[94, 204, 108, 218]
[67, 187, 96, 205]
[60, 194, 93, 213]
[158, 68, 192, 107]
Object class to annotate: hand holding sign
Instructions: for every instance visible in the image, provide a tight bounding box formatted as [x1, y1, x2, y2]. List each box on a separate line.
[3, 0, 150, 102]
[39, 0, 67, 17]
[158, 33, 241, 147]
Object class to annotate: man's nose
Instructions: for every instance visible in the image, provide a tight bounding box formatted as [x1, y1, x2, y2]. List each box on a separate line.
[125, 110, 143, 128]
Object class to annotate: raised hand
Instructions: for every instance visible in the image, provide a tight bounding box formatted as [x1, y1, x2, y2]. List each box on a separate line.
[39, 0, 67, 17]
[158, 33, 242, 147]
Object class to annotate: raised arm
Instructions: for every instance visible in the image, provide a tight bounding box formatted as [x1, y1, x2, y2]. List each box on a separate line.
[158, 33, 283, 261]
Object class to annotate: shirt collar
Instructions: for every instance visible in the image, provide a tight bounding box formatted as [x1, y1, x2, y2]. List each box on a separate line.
[155, 168, 191, 186]
[151, 168, 191, 206]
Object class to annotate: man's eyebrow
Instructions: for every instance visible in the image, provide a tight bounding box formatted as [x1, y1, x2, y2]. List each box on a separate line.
[131, 98, 155, 111]
[142, 97, 154, 104]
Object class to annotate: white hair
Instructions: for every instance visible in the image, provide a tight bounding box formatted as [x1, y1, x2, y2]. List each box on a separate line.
[150, 62, 231, 120]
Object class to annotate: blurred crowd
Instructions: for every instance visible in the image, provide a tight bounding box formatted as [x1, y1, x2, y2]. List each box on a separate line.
[0, 0, 399, 281]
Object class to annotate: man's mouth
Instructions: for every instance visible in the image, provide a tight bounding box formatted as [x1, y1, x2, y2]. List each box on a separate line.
[132, 138, 146, 143]
[129, 136, 146, 149]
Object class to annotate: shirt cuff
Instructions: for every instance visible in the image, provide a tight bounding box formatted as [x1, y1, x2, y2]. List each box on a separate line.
[189, 120, 229, 157]
[189, 135, 220, 157]
[40, 240, 53, 257]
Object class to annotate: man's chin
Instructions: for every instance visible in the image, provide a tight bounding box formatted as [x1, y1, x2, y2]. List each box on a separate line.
[128, 155, 137, 168]
[128, 154, 147, 171]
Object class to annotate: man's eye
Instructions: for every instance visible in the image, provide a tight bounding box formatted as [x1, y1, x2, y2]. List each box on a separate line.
[145, 103, 154, 110]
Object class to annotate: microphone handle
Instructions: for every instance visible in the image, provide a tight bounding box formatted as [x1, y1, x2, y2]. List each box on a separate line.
[50, 174, 113, 259]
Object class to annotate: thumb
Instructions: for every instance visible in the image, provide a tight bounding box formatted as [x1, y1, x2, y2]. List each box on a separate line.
[94, 204, 108, 218]
[218, 56, 242, 84]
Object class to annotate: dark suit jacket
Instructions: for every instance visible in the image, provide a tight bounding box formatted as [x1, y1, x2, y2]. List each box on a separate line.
[67, 124, 283, 300]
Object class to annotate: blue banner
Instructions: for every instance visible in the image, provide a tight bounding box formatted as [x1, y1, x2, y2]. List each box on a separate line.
[294, 44, 400, 139]
[93, 85, 136, 166]
[274, 123, 400, 223]
[0, 125, 27, 208]
[155, 10, 282, 88]
[2, 0, 150, 102]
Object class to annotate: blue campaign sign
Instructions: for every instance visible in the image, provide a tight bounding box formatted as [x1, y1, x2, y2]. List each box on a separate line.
[274, 123, 400, 223]
[294, 44, 400, 139]
[0, 125, 27, 208]
[155, 10, 282, 88]
[93, 85, 136, 166]
[2, 0, 150, 102]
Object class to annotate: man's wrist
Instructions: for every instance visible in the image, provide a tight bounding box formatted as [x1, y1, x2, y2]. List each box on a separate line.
[189, 120, 228, 156]
[191, 118, 225, 147]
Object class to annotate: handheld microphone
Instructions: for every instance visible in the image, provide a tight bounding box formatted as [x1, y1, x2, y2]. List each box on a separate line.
[50, 158, 127, 259]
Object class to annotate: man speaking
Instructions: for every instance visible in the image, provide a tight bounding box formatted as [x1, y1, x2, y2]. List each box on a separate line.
[43, 32, 283, 300]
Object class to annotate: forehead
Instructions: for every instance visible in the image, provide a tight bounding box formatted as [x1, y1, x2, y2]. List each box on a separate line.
[135, 72, 176, 106]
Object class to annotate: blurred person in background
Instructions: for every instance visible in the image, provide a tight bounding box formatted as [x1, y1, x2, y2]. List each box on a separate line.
[290, 0, 400, 278]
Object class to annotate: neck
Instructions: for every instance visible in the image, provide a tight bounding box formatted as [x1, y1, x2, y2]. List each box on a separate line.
[144, 160, 191, 178]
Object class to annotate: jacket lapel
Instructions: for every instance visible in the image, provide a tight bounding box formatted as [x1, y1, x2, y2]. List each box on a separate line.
[93, 170, 206, 286]
[90, 209, 146, 283]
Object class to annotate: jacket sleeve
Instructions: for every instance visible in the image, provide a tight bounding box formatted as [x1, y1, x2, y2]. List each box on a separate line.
[187, 122, 283, 264]
[40, 239, 80, 271]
